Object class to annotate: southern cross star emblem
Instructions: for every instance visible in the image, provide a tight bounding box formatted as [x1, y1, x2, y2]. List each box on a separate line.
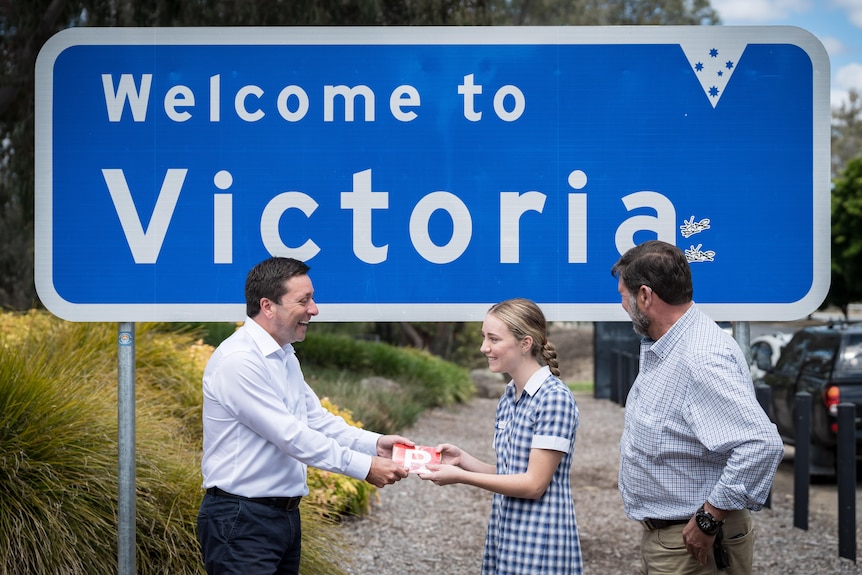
[679, 39, 748, 108]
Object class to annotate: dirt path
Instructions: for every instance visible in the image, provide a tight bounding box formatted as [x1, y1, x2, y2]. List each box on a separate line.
[340, 391, 862, 574]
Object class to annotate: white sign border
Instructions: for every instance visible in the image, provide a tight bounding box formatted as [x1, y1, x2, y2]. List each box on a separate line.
[35, 26, 830, 322]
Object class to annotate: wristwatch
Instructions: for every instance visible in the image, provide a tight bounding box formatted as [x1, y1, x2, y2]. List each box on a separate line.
[695, 505, 724, 536]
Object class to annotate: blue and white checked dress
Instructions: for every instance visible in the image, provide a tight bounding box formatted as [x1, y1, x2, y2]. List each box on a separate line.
[483, 366, 583, 575]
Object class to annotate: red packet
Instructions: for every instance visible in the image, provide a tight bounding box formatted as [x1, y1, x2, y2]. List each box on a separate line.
[392, 443, 441, 473]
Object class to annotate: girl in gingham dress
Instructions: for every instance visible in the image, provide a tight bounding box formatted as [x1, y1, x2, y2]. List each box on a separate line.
[419, 298, 583, 575]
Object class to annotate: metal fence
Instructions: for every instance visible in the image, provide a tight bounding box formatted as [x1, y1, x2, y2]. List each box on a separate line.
[608, 349, 638, 406]
[756, 388, 857, 563]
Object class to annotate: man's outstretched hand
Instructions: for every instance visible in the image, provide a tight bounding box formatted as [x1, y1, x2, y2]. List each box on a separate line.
[366, 456, 409, 488]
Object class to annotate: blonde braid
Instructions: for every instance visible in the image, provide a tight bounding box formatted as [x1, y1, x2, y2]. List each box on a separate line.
[542, 340, 561, 377]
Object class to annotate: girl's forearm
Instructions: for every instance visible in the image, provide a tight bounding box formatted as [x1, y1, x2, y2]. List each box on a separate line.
[454, 450, 495, 474]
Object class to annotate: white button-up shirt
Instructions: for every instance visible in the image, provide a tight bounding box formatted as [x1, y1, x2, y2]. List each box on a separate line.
[201, 318, 379, 497]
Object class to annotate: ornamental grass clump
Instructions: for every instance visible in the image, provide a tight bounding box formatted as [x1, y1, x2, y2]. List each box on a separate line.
[0, 312, 354, 575]
[0, 313, 202, 574]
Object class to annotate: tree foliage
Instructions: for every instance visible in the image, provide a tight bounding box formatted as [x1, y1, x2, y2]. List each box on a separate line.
[831, 89, 862, 179]
[488, 0, 718, 25]
[824, 155, 862, 318]
[825, 89, 862, 317]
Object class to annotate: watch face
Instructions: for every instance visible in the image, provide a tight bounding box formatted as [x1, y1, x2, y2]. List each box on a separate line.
[696, 510, 719, 534]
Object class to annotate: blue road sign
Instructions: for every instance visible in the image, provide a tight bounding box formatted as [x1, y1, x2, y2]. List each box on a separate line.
[35, 26, 830, 322]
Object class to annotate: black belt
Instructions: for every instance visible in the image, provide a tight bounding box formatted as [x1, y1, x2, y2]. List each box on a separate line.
[207, 487, 302, 512]
[641, 518, 689, 531]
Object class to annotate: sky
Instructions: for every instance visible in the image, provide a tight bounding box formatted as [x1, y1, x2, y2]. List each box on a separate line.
[711, 0, 862, 109]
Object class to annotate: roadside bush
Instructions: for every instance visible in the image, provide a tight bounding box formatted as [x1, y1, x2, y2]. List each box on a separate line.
[0, 313, 201, 574]
[311, 321, 485, 368]
[0, 312, 350, 575]
[305, 399, 378, 517]
[298, 331, 475, 433]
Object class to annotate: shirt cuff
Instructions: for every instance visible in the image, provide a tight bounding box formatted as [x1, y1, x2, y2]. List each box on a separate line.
[531, 434, 571, 453]
[358, 430, 382, 456]
[345, 451, 374, 481]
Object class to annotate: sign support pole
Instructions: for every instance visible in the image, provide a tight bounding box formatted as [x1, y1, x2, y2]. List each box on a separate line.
[117, 322, 136, 575]
[733, 321, 751, 365]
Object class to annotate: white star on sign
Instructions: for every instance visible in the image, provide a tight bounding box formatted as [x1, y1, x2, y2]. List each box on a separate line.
[679, 39, 747, 108]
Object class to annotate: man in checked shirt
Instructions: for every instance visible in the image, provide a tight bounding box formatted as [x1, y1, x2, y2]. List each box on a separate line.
[611, 240, 783, 575]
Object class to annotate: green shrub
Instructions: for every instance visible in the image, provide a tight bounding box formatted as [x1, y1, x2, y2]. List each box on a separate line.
[310, 321, 486, 368]
[167, 322, 240, 347]
[305, 369, 423, 435]
[299, 331, 474, 403]
[305, 399, 378, 517]
[298, 331, 475, 433]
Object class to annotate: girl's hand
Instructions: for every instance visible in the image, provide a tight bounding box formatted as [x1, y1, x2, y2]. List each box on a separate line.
[435, 443, 463, 467]
[417, 463, 461, 486]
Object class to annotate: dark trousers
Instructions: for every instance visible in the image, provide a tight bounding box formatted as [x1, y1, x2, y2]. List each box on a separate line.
[197, 492, 302, 575]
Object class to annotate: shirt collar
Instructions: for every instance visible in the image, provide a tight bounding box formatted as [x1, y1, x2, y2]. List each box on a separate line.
[244, 316, 294, 358]
[510, 365, 552, 397]
[646, 303, 698, 360]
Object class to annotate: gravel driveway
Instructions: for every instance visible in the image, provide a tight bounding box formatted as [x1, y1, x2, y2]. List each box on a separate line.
[339, 392, 862, 574]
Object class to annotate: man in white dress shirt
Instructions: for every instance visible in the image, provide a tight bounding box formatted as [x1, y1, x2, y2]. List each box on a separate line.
[197, 257, 410, 574]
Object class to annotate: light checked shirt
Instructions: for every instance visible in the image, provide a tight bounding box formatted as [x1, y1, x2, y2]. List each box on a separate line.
[201, 318, 379, 498]
[619, 305, 784, 521]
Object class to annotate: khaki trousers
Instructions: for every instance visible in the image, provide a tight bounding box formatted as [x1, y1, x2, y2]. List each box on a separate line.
[639, 509, 754, 575]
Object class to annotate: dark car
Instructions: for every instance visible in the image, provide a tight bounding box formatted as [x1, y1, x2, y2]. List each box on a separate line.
[756, 322, 862, 475]
[749, 332, 792, 381]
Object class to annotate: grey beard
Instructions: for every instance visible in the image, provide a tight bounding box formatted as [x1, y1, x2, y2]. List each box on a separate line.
[627, 293, 650, 337]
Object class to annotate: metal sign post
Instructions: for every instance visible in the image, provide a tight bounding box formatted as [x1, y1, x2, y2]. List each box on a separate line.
[117, 323, 136, 574]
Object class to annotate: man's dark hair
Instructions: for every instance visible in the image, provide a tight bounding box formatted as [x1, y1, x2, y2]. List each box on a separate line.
[611, 240, 693, 305]
[245, 257, 310, 317]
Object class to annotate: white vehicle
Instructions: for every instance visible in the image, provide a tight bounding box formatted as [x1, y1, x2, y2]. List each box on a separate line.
[749, 332, 792, 381]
